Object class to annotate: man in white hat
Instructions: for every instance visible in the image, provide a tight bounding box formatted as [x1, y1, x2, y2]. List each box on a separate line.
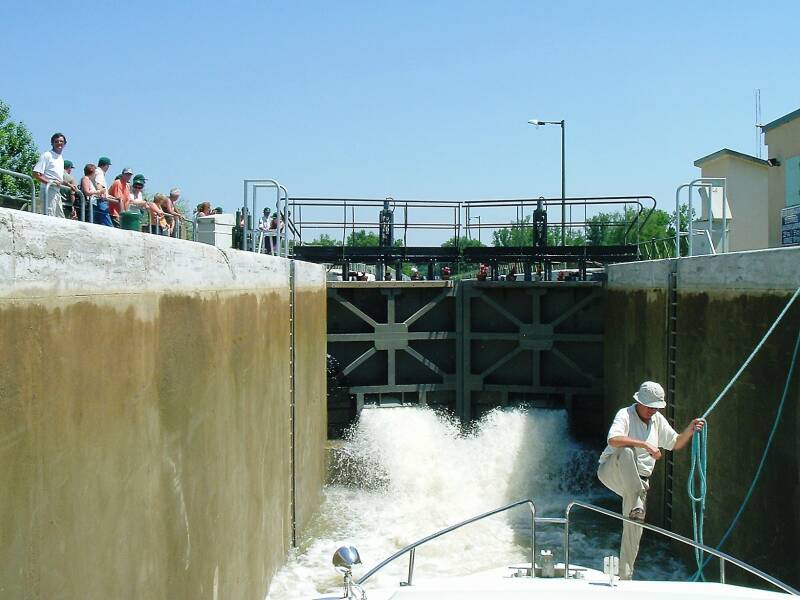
[597, 381, 705, 580]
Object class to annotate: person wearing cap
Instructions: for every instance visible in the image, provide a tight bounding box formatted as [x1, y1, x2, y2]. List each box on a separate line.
[32, 132, 76, 218]
[61, 159, 78, 218]
[108, 168, 134, 225]
[91, 156, 113, 221]
[128, 174, 147, 209]
[597, 381, 704, 580]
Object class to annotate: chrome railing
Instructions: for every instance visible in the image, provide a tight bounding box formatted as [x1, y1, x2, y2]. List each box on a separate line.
[0, 167, 37, 211]
[356, 499, 536, 586]
[565, 501, 797, 594]
[355, 498, 799, 595]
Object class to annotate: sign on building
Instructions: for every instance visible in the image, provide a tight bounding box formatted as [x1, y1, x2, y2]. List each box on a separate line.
[782, 205, 800, 246]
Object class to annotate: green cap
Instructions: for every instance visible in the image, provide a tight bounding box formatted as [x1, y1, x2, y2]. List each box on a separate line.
[132, 174, 146, 185]
[214, 206, 223, 213]
[98, 156, 111, 167]
[63, 159, 74, 169]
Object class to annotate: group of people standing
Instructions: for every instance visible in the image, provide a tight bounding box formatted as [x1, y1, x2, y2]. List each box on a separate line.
[32, 132, 189, 235]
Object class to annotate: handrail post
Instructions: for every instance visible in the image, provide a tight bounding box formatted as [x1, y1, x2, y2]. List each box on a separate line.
[720, 557, 725, 584]
[76, 189, 86, 222]
[675, 184, 689, 257]
[407, 547, 415, 585]
[44, 181, 54, 215]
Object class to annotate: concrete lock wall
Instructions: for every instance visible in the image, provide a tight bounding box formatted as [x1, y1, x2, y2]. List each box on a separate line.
[0, 208, 327, 599]
[606, 247, 800, 586]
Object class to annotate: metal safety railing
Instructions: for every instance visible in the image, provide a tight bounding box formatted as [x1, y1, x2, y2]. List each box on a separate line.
[289, 195, 657, 251]
[0, 167, 37, 212]
[354, 498, 799, 595]
[0, 166, 200, 237]
[565, 501, 798, 594]
[674, 178, 728, 257]
[242, 179, 293, 257]
[44, 181, 87, 221]
[356, 499, 536, 586]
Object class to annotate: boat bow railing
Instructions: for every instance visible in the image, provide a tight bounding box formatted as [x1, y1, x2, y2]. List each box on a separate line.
[356, 499, 537, 586]
[565, 500, 798, 595]
[354, 498, 799, 595]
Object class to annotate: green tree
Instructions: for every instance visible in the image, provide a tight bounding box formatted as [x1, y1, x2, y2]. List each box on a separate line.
[344, 229, 404, 247]
[0, 100, 38, 201]
[441, 236, 484, 248]
[586, 207, 677, 246]
[491, 217, 585, 247]
[345, 229, 379, 246]
[492, 216, 533, 246]
[309, 233, 341, 246]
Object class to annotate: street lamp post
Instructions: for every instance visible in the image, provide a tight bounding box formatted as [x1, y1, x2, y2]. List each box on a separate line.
[528, 119, 566, 245]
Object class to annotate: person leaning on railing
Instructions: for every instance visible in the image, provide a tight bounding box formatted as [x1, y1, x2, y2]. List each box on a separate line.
[164, 187, 188, 237]
[32, 132, 77, 218]
[150, 194, 172, 235]
[81, 164, 111, 227]
[61, 160, 78, 218]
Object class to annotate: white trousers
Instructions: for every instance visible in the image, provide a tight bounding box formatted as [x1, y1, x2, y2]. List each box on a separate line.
[597, 447, 649, 580]
[42, 186, 65, 218]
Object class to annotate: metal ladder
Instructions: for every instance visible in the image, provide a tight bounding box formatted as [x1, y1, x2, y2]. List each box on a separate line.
[663, 267, 678, 529]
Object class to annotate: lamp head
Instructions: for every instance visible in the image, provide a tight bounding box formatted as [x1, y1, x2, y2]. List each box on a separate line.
[332, 546, 362, 574]
[528, 119, 545, 126]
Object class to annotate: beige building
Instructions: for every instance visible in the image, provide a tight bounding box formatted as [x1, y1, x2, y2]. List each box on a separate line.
[693, 106, 800, 250]
[763, 107, 800, 246]
[693, 149, 769, 252]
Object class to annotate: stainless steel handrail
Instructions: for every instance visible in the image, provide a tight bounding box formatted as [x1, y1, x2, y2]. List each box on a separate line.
[0, 167, 37, 212]
[565, 501, 799, 595]
[356, 499, 536, 585]
[354, 498, 798, 595]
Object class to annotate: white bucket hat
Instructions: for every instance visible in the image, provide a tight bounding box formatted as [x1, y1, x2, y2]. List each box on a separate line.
[633, 381, 666, 409]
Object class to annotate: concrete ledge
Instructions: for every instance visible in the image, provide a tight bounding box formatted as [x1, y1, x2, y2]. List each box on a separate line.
[607, 258, 674, 290]
[608, 245, 800, 292]
[294, 258, 327, 290]
[0, 207, 290, 298]
[677, 245, 800, 292]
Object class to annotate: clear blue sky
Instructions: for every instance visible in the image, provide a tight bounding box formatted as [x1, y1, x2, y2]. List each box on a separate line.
[2, 1, 799, 242]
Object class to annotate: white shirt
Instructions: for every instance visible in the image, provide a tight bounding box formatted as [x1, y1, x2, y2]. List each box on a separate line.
[33, 150, 64, 184]
[129, 188, 147, 209]
[92, 168, 107, 193]
[598, 404, 678, 477]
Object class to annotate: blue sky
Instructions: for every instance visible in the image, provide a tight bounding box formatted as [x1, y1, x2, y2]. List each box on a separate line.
[2, 1, 799, 243]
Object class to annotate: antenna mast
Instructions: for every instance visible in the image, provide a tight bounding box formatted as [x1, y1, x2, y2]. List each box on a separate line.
[755, 89, 763, 159]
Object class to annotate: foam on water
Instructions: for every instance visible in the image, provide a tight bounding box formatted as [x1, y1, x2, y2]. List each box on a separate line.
[266, 406, 686, 599]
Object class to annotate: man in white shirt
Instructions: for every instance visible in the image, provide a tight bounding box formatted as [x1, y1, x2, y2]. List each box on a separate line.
[32, 132, 76, 218]
[597, 381, 704, 580]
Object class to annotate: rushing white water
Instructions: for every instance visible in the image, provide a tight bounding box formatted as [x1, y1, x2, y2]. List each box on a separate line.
[266, 406, 687, 599]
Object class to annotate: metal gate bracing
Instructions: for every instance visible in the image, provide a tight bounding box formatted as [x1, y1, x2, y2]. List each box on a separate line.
[328, 283, 458, 411]
[460, 281, 603, 421]
[327, 281, 604, 422]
